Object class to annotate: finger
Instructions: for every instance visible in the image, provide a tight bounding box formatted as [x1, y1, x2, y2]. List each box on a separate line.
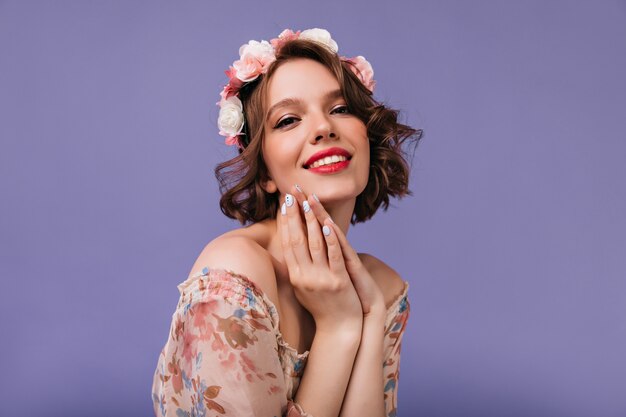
[311, 195, 363, 274]
[285, 192, 312, 266]
[327, 220, 364, 274]
[291, 184, 307, 224]
[308, 194, 361, 272]
[308, 193, 335, 232]
[321, 217, 347, 274]
[291, 185, 328, 266]
[278, 198, 301, 280]
[304, 195, 328, 266]
[291, 184, 307, 203]
[327, 220, 382, 314]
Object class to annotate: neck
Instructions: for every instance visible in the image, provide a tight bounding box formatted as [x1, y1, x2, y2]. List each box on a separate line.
[314, 195, 355, 236]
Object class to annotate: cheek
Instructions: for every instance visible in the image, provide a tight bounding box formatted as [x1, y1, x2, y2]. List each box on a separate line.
[263, 138, 301, 176]
[361, 152, 371, 181]
[360, 133, 371, 181]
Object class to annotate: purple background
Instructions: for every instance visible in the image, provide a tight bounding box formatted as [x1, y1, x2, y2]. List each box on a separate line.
[1, 1, 625, 416]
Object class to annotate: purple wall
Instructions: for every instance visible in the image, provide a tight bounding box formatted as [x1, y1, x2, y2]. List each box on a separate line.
[1, 1, 625, 416]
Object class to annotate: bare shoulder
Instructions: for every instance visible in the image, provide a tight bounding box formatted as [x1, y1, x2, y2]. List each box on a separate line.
[358, 253, 407, 310]
[188, 234, 280, 306]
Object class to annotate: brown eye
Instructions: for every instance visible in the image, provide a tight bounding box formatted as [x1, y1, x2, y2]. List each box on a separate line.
[275, 116, 298, 129]
[332, 105, 349, 114]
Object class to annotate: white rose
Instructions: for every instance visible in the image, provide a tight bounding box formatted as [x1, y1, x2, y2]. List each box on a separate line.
[217, 96, 245, 137]
[300, 28, 338, 53]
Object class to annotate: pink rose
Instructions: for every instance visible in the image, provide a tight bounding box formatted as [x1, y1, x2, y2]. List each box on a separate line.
[238, 39, 274, 61]
[225, 135, 241, 147]
[345, 55, 376, 92]
[232, 56, 264, 83]
[234, 40, 275, 82]
[219, 67, 244, 100]
[270, 29, 301, 50]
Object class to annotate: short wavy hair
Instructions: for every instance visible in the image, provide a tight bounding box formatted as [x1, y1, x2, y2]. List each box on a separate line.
[215, 39, 423, 225]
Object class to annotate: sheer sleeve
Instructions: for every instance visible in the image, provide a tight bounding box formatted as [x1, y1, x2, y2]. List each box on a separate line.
[382, 282, 410, 417]
[152, 268, 312, 417]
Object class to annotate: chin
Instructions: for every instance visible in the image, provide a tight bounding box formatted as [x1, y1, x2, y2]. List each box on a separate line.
[312, 185, 364, 204]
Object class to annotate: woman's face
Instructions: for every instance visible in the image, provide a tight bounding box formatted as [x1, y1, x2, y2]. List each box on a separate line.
[261, 58, 370, 206]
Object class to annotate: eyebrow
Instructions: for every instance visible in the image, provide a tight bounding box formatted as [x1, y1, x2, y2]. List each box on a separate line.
[266, 89, 345, 122]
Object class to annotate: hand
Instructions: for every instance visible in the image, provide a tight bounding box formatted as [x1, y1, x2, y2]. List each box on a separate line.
[277, 185, 363, 334]
[293, 187, 386, 318]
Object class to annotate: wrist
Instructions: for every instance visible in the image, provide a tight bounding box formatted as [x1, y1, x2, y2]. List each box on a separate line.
[315, 319, 362, 344]
[316, 314, 362, 331]
[364, 301, 387, 324]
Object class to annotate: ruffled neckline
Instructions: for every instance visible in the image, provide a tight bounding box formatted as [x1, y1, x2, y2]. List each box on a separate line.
[180, 266, 409, 357]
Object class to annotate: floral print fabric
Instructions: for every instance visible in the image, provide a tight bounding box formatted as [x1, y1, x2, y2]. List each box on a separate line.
[152, 267, 410, 417]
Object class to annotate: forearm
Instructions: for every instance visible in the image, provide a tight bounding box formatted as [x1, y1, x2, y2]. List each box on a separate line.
[339, 313, 387, 417]
[294, 326, 361, 417]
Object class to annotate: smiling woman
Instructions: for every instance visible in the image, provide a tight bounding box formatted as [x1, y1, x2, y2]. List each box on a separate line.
[216, 36, 420, 225]
[151, 28, 423, 417]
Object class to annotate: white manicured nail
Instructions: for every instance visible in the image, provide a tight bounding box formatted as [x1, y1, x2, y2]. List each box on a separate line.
[303, 200, 311, 213]
[281, 202, 286, 215]
[295, 184, 303, 193]
[323, 225, 331, 236]
[285, 194, 294, 207]
[312, 193, 320, 203]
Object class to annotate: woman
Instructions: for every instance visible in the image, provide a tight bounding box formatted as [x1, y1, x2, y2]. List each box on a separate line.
[152, 28, 422, 417]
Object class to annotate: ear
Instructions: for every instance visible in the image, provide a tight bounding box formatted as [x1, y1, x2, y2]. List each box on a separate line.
[262, 177, 278, 194]
[259, 149, 277, 194]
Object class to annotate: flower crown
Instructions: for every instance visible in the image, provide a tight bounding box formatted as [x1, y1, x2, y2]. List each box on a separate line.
[216, 28, 376, 149]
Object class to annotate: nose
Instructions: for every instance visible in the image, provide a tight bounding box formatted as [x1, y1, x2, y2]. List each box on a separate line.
[310, 111, 337, 143]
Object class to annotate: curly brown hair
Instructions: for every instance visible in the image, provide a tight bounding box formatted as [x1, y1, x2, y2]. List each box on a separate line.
[215, 39, 423, 226]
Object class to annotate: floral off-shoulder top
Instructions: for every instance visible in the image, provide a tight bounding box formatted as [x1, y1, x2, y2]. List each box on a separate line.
[152, 267, 410, 417]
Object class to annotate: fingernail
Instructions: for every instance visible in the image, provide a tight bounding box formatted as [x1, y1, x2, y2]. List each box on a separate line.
[295, 184, 303, 193]
[303, 200, 310, 213]
[328, 216, 334, 224]
[285, 194, 294, 207]
[312, 193, 320, 203]
[322, 225, 331, 236]
[281, 202, 286, 215]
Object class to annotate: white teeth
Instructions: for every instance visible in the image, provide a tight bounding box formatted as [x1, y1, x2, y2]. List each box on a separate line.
[309, 155, 347, 168]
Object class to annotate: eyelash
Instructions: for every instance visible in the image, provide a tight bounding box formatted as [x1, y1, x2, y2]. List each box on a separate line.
[274, 105, 349, 129]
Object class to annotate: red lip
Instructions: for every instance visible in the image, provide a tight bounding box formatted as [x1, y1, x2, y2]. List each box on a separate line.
[304, 147, 352, 168]
[307, 159, 350, 174]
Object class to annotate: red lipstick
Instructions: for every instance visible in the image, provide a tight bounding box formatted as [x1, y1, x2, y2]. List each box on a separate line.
[304, 147, 352, 168]
[307, 159, 351, 174]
